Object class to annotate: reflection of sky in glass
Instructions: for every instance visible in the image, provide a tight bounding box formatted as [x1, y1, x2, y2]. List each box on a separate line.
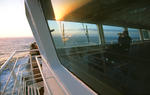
[48, 20, 98, 36]
[142, 29, 150, 40]
[48, 20, 99, 48]
[48, 20, 141, 47]
[48, 20, 60, 36]
[103, 25, 124, 30]
[103, 25, 124, 43]
[128, 28, 140, 41]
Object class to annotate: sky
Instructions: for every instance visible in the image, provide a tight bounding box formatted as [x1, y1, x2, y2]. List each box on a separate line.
[0, 0, 33, 38]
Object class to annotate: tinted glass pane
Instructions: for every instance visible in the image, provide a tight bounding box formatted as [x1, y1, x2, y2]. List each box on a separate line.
[142, 29, 150, 40]
[38, 0, 150, 94]
[128, 28, 140, 42]
[103, 25, 124, 44]
[48, 21, 100, 48]
[48, 20, 150, 95]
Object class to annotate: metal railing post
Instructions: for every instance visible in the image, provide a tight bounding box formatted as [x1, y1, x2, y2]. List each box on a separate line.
[1, 57, 18, 95]
[0, 51, 16, 73]
[36, 56, 53, 95]
[0, 49, 39, 95]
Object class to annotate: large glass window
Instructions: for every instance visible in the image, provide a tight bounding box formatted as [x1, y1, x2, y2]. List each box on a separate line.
[48, 21, 100, 48]
[142, 29, 150, 40]
[48, 20, 150, 95]
[103, 25, 124, 44]
[128, 28, 140, 42]
[34, 0, 150, 94]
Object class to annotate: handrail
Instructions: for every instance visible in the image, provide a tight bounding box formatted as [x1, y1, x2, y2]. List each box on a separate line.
[36, 56, 53, 95]
[0, 49, 39, 95]
[0, 51, 16, 73]
[1, 57, 18, 95]
[0, 49, 39, 73]
[16, 49, 39, 52]
[11, 64, 20, 95]
[11, 63, 28, 95]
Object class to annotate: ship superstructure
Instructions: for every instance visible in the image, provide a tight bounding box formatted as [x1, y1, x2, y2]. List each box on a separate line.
[0, 0, 150, 95]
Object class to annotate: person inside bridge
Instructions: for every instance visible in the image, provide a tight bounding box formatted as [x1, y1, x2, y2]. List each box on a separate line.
[118, 31, 131, 51]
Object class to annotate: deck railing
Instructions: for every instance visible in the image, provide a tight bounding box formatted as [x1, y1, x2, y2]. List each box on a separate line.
[0, 49, 52, 95]
[0, 49, 38, 73]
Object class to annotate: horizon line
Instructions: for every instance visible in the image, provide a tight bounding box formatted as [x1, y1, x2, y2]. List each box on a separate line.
[0, 36, 34, 38]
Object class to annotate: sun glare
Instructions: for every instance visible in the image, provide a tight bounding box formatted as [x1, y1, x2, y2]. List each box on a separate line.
[0, 0, 32, 38]
[51, 0, 91, 21]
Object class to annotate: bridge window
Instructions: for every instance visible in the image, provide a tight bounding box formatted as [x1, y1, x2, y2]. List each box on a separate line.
[48, 20, 150, 95]
[128, 28, 140, 42]
[48, 20, 100, 48]
[142, 29, 150, 40]
[103, 25, 124, 44]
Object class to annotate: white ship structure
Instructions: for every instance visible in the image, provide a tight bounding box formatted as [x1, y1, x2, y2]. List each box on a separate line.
[0, 0, 150, 95]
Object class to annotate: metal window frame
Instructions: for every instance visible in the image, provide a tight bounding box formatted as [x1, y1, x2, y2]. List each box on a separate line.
[25, 0, 97, 95]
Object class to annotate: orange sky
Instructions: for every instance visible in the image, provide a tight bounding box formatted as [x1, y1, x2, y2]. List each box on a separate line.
[0, 0, 33, 38]
[0, 0, 92, 38]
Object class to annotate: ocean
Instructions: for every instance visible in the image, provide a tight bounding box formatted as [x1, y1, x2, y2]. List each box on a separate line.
[0, 37, 35, 62]
[52, 34, 140, 48]
[0, 34, 140, 61]
[0, 37, 34, 93]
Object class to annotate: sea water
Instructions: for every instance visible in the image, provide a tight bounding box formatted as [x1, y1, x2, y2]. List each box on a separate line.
[0, 37, 35, 62]
[0, 37, 34, 94]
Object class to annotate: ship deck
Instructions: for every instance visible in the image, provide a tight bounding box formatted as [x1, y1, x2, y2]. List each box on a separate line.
[0, 49, 67, 95]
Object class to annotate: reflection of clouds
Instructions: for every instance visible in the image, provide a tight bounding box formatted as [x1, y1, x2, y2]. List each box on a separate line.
[67, 34, 72, 38]
[62, 33, 72, 43]
[51, 0, 92, 20]
[62, 37, 69, 42]
[49, 21, 99, 44]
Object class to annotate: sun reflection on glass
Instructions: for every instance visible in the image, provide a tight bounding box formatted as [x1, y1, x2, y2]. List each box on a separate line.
[51, 0, 91, 20]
